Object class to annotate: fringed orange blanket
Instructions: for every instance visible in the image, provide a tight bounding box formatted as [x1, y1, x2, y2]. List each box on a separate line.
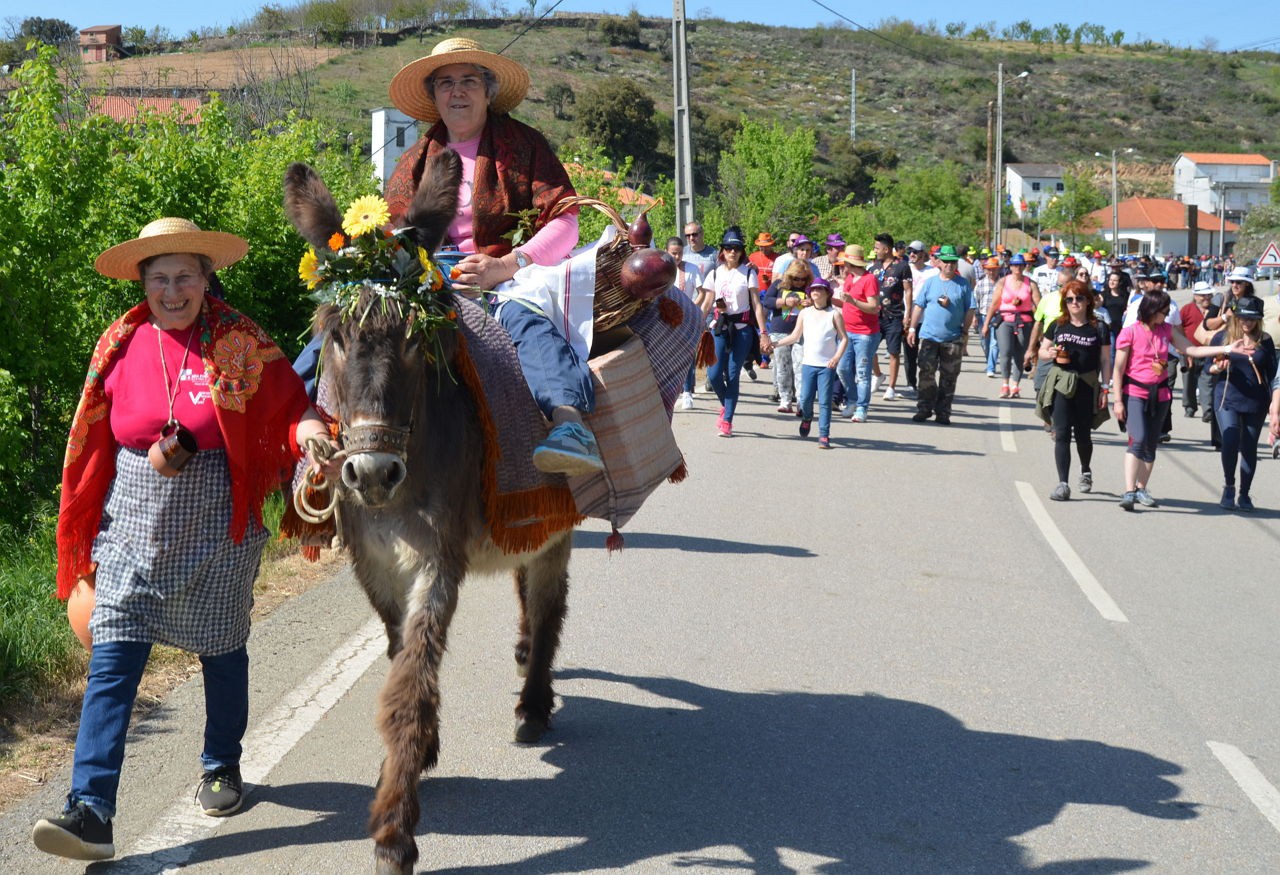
[451, 295, 584, 552]
[56, 297, 309, 599]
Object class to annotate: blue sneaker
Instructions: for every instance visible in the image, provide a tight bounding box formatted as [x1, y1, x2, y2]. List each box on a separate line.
[532, 422, 604, 476]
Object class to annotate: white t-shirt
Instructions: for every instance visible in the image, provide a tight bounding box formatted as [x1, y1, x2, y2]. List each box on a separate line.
[1032, 263, 1060, 293]
[700, 264, 757, 316]
[799, 305, 844, 366]
[674, 258, 700, 304]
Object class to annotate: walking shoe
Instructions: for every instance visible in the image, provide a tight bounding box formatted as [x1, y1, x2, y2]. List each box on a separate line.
[799, 419, 812, 438]
[744, 364, 758, 381]
[1010, 385, 1021, 398]
[1134, 488, 1158, 508]
[702, 381, 714, 393]
[768, 392, 780, 403]
[911, 410, 931, 422]
[717, 419, 733, 437]
[777, 403, 791, 413]
[883, 387, 898, 400]
[32, 803, 115, 861]
[678, 392, 694, 411]
[935, 413, 951, 425]
[1050, 482, 1071, 501]
[902, 386, 917, 398]
[870, 375, 880, 394]
[985, 371, 997, 378]
[532, 422, 605, 476]
[1201, 410, 1213, 423]
[1184, 408, 1197, 418]
[196, 765, 244, 816]
[1237, 492, 1254, 512]
[850, 408, 867, 423]
[1079, 471, 1093, 493]
[1220, 485, 1236, 510]
[1120, 491, 1136, 511]
[999, 385, 1010, 399]
[1159, 432, 1171, 444]
[817, 436, 831, 449]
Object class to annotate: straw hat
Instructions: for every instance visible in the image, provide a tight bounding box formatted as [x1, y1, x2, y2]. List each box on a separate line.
[389, 37, 530, 124]
[842, 243, 869, 267]
[94, 218, 248, 281]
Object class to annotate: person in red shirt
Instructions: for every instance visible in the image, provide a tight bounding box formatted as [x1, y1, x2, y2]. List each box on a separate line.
[834, 243, 881, 422]
[1179, 281, 1212, 418]
[748, 232, 778, 292]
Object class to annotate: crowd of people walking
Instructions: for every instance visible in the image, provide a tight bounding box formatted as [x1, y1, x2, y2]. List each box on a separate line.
[668, 225, 1279, 513]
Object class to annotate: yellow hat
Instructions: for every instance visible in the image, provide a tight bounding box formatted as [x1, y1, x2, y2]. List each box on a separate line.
[94, 218, 248, 281]
[389, 37, 530, 124]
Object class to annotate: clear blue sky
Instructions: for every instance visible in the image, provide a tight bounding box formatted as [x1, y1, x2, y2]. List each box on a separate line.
[17, 0, 1280, 51]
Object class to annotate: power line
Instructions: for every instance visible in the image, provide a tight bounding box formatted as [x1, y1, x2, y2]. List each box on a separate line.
[805, 0, 985, 72]
[498, 0, 567, 55]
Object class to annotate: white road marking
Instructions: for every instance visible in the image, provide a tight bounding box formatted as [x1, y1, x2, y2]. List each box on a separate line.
[1208, 741, 1280, 835]
[999, 403, 1017, 453]
[1015, 481, 1129, 623]
[114, 616, 386, 874]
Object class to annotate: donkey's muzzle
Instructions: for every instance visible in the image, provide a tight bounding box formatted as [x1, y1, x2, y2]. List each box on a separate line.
[341, 453, 407, 506]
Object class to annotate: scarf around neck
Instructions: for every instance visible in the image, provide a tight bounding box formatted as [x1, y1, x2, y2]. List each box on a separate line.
[55, 295, 310, 598]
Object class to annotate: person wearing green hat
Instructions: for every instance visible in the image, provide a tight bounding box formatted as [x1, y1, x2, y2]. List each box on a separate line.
[908, 245, 975, 424]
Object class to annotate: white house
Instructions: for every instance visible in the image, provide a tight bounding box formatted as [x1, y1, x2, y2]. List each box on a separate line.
[1005, 163, 1064, 218]
[371, 108, 419, 191]
[1082, 197, 1239, 256]
[1172, 152, 1275, 217]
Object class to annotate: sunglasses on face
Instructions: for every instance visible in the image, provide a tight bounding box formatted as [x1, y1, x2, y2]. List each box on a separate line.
[1064, 296, 1086, 303]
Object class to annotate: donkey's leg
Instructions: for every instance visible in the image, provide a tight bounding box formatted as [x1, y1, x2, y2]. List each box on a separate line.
[369, 573, 459, 875]
[513, 568, 531, 678]
[514, 533, 571, 743]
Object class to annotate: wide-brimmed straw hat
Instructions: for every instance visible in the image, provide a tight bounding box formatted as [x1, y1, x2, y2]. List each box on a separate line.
[842, 243, 869, 267]
[389, 37, 530, 124]
[94, 218, 248, 281]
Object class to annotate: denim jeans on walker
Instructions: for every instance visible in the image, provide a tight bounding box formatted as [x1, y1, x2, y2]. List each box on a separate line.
[799, 364, 836, 437]
[708, 324, 755, 421]
[69, 641, 249, 819]
[837, 332, 881, 411]
[498, 301, 595, 418]
[976, 313, 998, 374]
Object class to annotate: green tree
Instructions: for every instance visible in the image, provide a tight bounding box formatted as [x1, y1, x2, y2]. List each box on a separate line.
[709, 118, 831, 240]
[598, 12, 643, 48]
[545, 82, 575, 120]
[823, 137, 899, 204]
[304, 0, 352, 42]
[869, 162, 986, 247]
[1039, 171, 1107, 248]
[19, 17, 76, 47]
[575, 77, 659, 168]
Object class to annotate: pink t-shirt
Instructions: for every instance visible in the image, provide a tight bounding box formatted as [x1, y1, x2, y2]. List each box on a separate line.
[104, 323, 224, 451]
[443, 136, 579, 266]
[998, 276, 1033, 313]
[1115, 321, 1173, 401]
[841, 272, 880, 335]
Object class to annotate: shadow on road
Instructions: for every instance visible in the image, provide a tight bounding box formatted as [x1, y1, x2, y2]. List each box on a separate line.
[573, 531, 816, 557]
[100, 670, 1196, 874]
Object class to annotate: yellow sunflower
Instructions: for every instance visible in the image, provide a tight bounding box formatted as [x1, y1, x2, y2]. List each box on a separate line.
[298, 248, 322, 289]
[342, 195, 390, 238]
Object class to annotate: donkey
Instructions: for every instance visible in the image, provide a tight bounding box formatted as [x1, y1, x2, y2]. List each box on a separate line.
[283, 152, 575, 875]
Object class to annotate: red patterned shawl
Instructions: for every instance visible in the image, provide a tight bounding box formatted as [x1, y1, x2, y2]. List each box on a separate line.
[55, 296, 310, 599]
[384, 114, 578, 257]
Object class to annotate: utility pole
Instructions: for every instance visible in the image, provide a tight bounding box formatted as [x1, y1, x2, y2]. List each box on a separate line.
[849, 67, 856, 141]
[671, 0, 695, 230]
[984, 100, 993, 247]
[994, 63, 1004, 250]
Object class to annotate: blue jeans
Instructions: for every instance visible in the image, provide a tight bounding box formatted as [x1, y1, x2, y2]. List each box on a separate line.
[1216, 404, 1266, 493]
[799, 364, 836, 437]
[69, 641, 249, 819]
[837, 332, 881, 411]
[708, 325, 755, 422]
[976, 313, 999, 374]
[498, 302, 595, 419]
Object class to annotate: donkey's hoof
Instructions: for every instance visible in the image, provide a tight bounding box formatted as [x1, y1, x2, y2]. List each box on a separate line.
[514, 715, 549, 744]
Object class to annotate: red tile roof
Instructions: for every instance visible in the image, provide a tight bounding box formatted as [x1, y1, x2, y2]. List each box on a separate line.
[1177, 152, 1271, 166]
[562, 162, 657, 207]
[87, 96, 204, 123]
[1083, 197, 1239, 233]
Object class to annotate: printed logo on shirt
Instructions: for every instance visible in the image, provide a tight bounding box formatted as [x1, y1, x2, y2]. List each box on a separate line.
[180, 368, 212, 405]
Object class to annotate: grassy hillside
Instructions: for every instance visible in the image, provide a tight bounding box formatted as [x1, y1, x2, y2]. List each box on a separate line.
[294, 18, 1280, 193]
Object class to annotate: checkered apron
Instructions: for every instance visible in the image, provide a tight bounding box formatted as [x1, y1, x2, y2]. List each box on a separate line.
[89, 447, 268, 656]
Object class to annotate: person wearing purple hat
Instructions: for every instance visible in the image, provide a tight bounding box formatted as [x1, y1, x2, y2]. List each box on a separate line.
[811, 233, 847, 282]
[771, 234, 813, 283]
[773, 276, 848, 449]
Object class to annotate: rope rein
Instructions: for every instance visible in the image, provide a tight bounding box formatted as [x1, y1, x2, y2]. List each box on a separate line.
[293, 435, 344, 524]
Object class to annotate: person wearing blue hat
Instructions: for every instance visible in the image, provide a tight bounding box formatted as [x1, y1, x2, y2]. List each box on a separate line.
[700, 226, 772, 437]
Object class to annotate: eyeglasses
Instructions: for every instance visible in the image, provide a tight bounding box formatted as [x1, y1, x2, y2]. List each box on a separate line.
[685, 231, 702, 238]
[432, 75, 484, 93]
[144, 273, 203, 291]
[1063, 296, 1087, 304]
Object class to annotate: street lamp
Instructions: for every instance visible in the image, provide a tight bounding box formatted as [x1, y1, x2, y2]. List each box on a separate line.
[1095, 148, 1133, 254]
[994, 66, 1029, 250]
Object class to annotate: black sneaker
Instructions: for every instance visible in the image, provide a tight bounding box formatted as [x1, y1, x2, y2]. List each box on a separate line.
[32, 802, 115, 861]
[911, 410, 932, 422]
[196, 765, 243, 816]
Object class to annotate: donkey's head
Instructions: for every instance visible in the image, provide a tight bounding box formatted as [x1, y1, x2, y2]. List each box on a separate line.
[283, 151, 462, 506]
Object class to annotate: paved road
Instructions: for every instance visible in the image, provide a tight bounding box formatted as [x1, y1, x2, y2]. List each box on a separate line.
[3, 340, 1280, 873]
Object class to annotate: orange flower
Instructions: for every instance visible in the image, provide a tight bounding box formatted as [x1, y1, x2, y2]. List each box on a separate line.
[328, 232, 345, 251]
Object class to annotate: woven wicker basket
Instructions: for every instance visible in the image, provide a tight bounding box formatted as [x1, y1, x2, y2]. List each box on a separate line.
[551, 196, 650, 333]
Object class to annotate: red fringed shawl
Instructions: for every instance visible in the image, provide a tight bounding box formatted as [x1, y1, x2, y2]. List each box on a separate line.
[55, 296, 310, 599]
[384, 114, 578, 257]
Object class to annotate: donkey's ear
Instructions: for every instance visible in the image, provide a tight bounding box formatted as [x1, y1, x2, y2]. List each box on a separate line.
[283, 162, 344, 251]
[401, 150, 461, 254]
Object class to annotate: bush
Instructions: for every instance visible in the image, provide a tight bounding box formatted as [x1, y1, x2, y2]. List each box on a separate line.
[599, 12, 644, 48]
